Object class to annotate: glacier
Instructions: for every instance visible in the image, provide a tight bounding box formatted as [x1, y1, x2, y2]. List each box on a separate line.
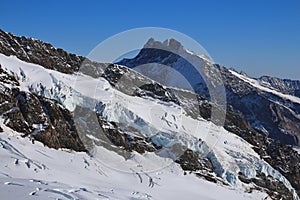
[0, 53, 299, 199]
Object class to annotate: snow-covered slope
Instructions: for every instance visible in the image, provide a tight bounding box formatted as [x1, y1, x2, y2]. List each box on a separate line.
[0, 53, 299, 199]
[0, 125, 269, 200]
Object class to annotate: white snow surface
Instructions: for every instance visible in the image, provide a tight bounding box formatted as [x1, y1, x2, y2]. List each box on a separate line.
[0, 126, 268, 200]
[0, 53, 299, 199]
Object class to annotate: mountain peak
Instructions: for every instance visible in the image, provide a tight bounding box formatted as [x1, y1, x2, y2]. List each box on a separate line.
[143, 38, 213, 65]
[144, 38, 185, 54]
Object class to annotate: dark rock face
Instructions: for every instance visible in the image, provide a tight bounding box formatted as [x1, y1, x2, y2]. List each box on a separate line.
[175, 149, 220, 184]
[218, 65, 300, 146]
[98, 117, 158, 154]
[102, 64, 131, 86]
[0, 69, 31, 134]
[253, 172, 294, 200]
[238, 171, 294, 200]
[227, 90, 299, 145]
[0, 29, 84, 74]
[37, 98, 86, 151]
[175, 149, 213, 172]
[264, 142, 300, 195]
[101, 64, 180, 105]
[0, 68, 85, 151]
[16, 92, 48, 126]
[136, 83, 180, 104]
[73, 106, 158, 157]
[0, 64, 20, 86]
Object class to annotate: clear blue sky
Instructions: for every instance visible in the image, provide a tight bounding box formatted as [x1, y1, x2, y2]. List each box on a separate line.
[1, 0, 300, 79]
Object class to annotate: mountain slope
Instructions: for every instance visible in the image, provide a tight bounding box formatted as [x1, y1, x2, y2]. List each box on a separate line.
[1, 125, 272, 200]
[0, 29, 299, 199]
[118, 38, 300, 146]
[0, 53, 297, 200]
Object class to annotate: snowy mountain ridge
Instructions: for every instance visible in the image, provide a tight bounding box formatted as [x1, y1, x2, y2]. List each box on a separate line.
[258, 75, 300, 98]
[0, 52, 298, 200]
[0, 29, 300, 199]
[118, 38, 300, 147]
[229, 69, 300, 104]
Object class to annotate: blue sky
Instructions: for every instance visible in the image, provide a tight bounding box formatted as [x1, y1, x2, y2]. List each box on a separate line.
[1, 0, 300, 79]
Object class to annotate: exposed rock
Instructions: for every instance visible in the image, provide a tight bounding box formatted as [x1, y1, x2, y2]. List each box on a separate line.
[134, 83, 179, 104]
[73, 106, 158, 156]
[175, 149, 213, 172]
[0, 82, 86, 151]
[37, 97, 86, 151]
[99, 118, 158, 154]
[238, 173, 252, 184]
[0, 64, 19, 86]
[252, 171, 294, 200]
[101, 64, 180, 104]
[175, 149, 219, 184]
[258, 75, 300, 97]
[0, 29, 84, 74]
